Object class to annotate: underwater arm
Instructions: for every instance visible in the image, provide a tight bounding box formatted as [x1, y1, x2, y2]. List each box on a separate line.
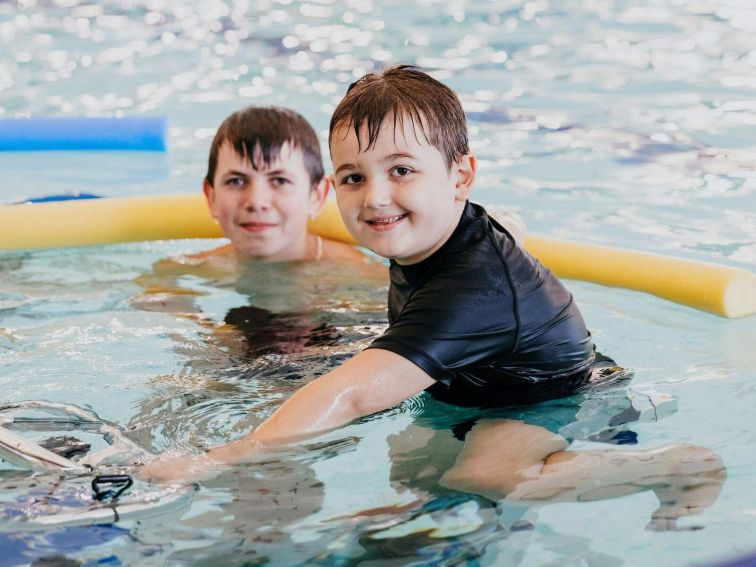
[132, 259, 206, 317]
[139, 349, 434, 482]
[208, 348, 435, 462]
[132, 251, 239, 325]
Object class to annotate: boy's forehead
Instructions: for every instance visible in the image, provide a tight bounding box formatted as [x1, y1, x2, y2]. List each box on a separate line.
[331, 112, 432, 152]
[218, 140, 305, 171]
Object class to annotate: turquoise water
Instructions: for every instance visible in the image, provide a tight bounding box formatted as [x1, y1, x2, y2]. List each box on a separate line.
[1, 1, 755, 565]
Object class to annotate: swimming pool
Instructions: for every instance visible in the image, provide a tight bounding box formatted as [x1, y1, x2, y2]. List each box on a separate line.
[1, 0, 755, 565]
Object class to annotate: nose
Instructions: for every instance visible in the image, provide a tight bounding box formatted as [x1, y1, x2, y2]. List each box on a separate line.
[363, 177, 392, 209]
[242, 181, 271, 212]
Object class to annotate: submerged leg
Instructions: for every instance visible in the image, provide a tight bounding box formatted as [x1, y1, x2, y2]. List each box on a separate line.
[439, 419, 725, 529]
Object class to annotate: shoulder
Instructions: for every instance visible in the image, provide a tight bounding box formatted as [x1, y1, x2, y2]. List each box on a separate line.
[428, 232, 510, 291]
[187, 243, 235, 261]
[319, 238, 363, 261]
[395, 248, 514, 322]
[152, 244, 238, 278]
[486, 208, 527, 246]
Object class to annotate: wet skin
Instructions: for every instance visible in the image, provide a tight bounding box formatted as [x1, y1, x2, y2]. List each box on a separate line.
[329, 114, 475, 265]
[203, 142, 328, 261]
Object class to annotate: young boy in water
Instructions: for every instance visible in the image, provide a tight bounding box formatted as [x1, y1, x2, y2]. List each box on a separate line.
[174, 105, 370, 267]
[141, 68, 725, 530]
[136, 105, 381, 322]
[329, 66, 608, 408]
[134, 104, 388, 381]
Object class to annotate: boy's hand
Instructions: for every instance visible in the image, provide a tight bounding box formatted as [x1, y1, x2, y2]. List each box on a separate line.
[138, 453, 221, 484]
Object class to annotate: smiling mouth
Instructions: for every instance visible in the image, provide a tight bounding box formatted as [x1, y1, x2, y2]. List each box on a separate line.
[239, 222, 277, 232]
[364, 214, 408, 228]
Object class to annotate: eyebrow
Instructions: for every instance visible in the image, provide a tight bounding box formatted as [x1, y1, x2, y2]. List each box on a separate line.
[221, 167, 292, 178]
[333, 163, 355, 176]
[386, 152, 416, 162]
[221, 169, 249, 178]
[333, 152, 418, 176]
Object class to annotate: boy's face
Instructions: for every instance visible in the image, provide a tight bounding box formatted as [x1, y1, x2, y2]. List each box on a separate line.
[204, 142, 327, 260]
[330, 115, 474, 265]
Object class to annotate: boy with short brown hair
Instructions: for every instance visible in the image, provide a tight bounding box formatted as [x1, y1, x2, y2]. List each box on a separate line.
[200, 104, 364, 263]
[329, 64, 604, 407]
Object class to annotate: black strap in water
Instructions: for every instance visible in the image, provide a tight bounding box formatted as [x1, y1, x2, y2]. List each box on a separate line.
[92, 474, 133, 501]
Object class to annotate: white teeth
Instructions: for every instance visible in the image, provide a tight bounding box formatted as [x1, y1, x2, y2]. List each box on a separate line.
[370, 215, 404, 224]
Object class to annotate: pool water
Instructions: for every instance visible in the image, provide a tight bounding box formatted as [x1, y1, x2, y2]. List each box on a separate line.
[1, 0, 755, 565]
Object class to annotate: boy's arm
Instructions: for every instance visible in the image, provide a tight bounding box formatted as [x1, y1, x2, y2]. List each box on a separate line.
[132, 258, 206, 317]
[133, 250, 237, 320]
[209, 348, 434, 460]
[139, 349, 434, 482]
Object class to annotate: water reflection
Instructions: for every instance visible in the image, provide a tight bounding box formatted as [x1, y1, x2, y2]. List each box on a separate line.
[6, 0, 752, 264]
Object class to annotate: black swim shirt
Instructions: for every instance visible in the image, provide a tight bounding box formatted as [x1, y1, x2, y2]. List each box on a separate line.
[368, 201, 596, 407]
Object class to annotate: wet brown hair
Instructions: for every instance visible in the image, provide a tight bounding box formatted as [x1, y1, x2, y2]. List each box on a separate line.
[328, 65, 469, 170]
[206, 105, 324, 187]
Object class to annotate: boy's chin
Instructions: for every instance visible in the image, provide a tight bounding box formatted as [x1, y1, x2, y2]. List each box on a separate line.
[373, 248, 422, 265]
[234, 241, 280, 260]
[363, 244, 402, 262]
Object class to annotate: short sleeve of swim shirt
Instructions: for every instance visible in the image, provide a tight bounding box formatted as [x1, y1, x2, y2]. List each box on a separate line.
[368, 201, 593, 388]
[368, 202, 519, 385]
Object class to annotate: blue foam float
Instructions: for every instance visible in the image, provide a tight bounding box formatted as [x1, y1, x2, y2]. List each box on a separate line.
[21, 193, 103, 204]
[0, 117, 167, 151]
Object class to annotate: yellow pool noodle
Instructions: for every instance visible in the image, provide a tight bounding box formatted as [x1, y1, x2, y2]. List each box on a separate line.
[523, 235, 755, 319]
[1, 194, 223, 246]
[0, 194, 753, 318]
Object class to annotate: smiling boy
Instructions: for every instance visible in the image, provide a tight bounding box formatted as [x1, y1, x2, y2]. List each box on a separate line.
[331, 112, 470, 265]
[329, 66, 605, 407]
[199, 105, 366, 264]
[135, 105, 378, 316]
[204, 129, 324, 262]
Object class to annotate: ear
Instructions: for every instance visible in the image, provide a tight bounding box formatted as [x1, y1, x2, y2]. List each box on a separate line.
[453, 153, 476, 202]
[308, 177, 331, 217]
[203, 179, 218, 218]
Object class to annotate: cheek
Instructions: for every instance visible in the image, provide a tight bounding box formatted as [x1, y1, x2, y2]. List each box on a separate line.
[213, 196, 233, 220]
[338, 189, 362, 207]
[277, 194, 310, 224]
[334, 191, 353, 216]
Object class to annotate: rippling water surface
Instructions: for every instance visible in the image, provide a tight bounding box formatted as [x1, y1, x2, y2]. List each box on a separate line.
[1, 1, 755, 565]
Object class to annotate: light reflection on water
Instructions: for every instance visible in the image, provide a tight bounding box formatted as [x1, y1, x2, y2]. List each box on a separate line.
[0, 1, 755, 565]
[2, 0, 754, 267]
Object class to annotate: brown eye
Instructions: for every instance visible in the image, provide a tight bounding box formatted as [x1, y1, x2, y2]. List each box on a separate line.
[342, 174, 364, 185]
[392, 166, 413, 177]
